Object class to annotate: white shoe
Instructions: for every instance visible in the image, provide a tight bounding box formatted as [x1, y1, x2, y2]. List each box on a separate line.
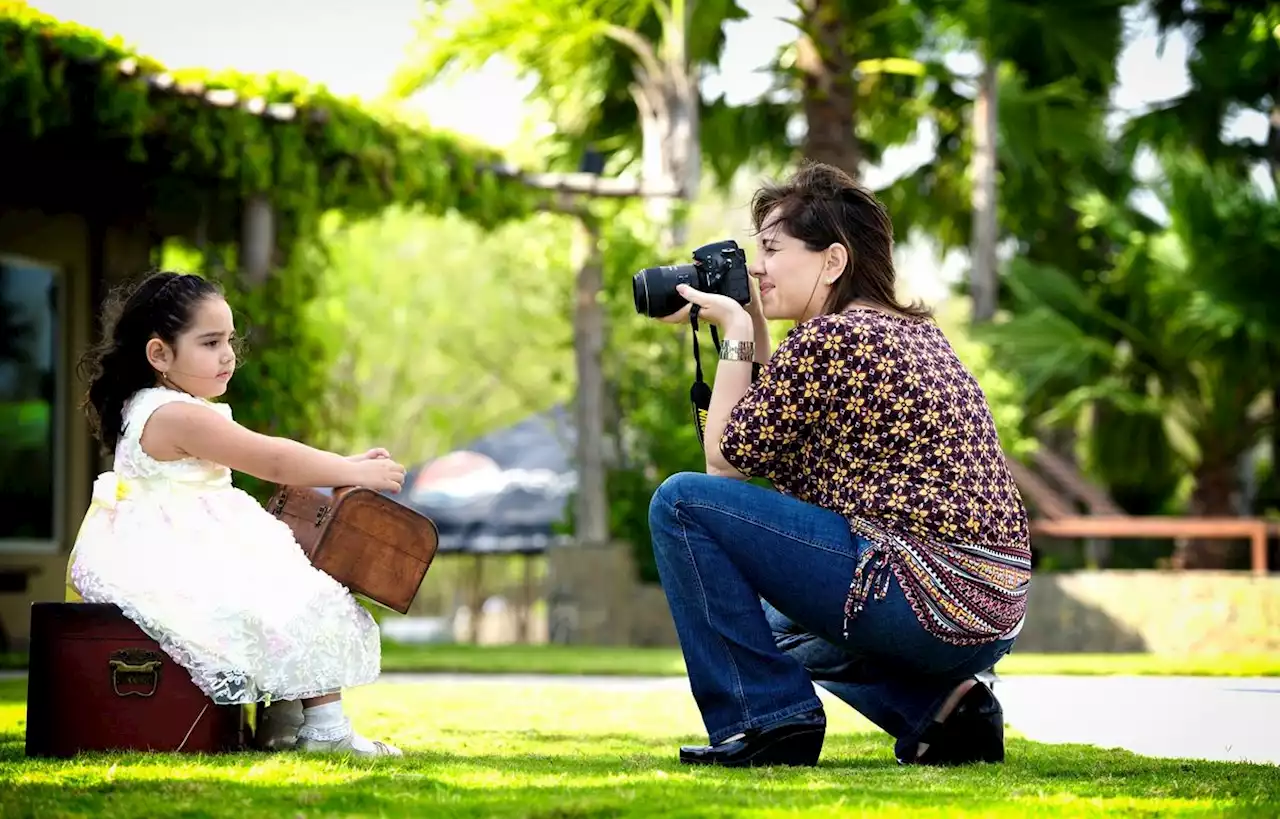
[296, 719, 402, 758]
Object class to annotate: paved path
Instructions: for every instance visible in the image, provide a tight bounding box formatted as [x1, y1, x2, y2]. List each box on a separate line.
[993, 674, 1279, 766]
[6, 670, 1275, 765]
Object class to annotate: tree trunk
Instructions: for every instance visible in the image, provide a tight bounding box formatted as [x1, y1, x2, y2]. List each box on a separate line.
[1267, 101, 1280, 522]
[572, 210, 609, 548]
[795, 0, 861, 177]
[238, 194, 275, 287]
[1178, 458, 1245, 569]
[969, 55, 999, 324]
[637, 72, 700, 251]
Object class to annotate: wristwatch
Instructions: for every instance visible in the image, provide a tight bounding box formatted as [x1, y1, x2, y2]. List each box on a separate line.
[719, 339, 756, 362]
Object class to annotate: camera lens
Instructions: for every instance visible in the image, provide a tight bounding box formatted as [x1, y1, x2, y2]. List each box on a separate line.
[631, 264, 697, 318]
[632, 271, 649, 317]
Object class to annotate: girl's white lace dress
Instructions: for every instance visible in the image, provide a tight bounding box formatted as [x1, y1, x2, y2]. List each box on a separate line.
[69, 387, 381, 705]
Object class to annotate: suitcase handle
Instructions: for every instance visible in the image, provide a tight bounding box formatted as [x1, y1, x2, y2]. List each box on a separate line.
[108, 649, 163, 697]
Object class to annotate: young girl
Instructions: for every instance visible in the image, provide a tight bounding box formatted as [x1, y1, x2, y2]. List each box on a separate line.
[68, 270, 406, 757]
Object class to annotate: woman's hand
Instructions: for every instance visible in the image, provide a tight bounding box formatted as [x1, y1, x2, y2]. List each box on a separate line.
[661, 284, 753, 335]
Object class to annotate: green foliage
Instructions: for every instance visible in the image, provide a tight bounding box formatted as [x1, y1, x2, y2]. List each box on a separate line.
[392, 0, 772, 181]
[978, 149, 1280, 514]
[881, 0, 1127, 277]
[306, 207, 578, 465]
[1126, 0, 1280, 172]
[766, 0, 942, 169]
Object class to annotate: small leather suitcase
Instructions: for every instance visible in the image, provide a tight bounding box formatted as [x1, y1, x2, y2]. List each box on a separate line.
[266, 485, 439, 614]
[25, 602, 248, 758]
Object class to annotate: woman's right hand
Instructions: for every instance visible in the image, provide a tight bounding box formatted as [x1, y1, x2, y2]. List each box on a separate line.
[350, 457, 407, 493]
[746, 275, 768, 327]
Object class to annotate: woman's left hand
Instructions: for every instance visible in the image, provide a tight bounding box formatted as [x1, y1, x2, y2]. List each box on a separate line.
[661, 284, 752, 332]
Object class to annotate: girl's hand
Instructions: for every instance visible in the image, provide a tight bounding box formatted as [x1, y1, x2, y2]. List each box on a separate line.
[347, 448, 390, 462]
[664, 284, 753, 333]
[351, 457, 406, 493]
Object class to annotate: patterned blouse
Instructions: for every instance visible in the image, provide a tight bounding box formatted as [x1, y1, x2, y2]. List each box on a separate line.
[720, 308, 1032, 646]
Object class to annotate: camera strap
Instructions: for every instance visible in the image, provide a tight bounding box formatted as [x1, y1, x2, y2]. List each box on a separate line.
[688, 306, 764, 445]
[689, 306, 719, 445]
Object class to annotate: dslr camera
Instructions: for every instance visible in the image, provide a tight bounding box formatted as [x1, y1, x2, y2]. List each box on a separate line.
[632, 239, 752, 318]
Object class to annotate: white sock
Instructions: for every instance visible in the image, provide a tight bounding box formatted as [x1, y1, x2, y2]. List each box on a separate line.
[299, 701, 346, 737]
[299, 701, 378, 753]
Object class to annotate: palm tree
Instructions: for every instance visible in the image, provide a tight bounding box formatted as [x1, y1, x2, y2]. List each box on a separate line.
[1128, 0, 1279, 183]
[980, 149, 1280, 568]
[1124, 0, 1280, 515]
[778, 0, 937, 177]
[881, 0, 1128, 322]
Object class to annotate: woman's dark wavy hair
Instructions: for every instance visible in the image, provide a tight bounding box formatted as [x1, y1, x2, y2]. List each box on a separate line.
[751, 161, 932, 320]
[77, 271, 224, 453]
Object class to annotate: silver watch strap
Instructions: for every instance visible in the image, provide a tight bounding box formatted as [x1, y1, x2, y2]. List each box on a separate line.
[719, 339, 755, 362]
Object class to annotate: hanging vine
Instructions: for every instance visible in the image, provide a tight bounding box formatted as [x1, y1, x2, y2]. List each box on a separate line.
[0, 2, 535, 229]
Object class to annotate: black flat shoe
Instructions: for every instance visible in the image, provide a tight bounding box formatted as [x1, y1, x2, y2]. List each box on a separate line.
[908, 680, 1005, 766]
[680, 708, 826, 768]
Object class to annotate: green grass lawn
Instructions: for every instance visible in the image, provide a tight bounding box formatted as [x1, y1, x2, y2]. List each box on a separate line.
[10, 643, 1274, 678]
[379, 642, 1280, 678]
[6, 644, 1277, 680]
[1, 676, 1277, 817]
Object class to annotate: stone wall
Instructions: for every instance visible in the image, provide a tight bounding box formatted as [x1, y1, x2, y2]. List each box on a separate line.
[541, 544, 1280, 655]
[1014, 570, 1280, 654]
[545, 542, 677, 647]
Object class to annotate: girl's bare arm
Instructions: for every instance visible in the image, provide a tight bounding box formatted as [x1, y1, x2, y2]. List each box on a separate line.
[141, 402, 366, 487]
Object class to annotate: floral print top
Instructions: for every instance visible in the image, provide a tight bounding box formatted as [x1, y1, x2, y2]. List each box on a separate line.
[721, 308, 1032, 646]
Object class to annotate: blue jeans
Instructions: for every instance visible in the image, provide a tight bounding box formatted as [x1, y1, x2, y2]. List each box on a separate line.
[649, 472, 1016, 758]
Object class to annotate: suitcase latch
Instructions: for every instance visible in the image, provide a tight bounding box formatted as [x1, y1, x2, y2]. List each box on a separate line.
[314, 504, 330, 526]
[108, 648, 163, 697]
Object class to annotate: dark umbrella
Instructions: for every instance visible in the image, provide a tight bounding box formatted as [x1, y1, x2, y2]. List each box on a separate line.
[399, 406, 577, 554]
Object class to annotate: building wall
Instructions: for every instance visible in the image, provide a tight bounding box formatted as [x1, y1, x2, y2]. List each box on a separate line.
[0, 209, 150, 649]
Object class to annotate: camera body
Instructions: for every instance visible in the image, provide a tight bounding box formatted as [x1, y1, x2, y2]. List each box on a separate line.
[632, 239, 752, 318]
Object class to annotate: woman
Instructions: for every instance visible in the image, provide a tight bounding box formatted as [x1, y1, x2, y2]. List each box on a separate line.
[649, 161, 1031, 768]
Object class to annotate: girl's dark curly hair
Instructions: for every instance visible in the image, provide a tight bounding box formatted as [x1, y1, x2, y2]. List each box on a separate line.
[77, 271, 224, 453]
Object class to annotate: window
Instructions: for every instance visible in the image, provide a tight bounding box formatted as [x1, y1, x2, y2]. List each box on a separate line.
[0, 256, 60, 549]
